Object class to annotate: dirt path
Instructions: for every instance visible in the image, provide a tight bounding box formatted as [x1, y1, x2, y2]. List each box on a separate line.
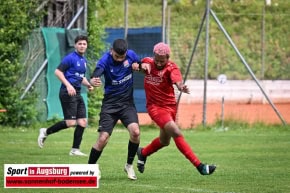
[138, 103, 290, 129]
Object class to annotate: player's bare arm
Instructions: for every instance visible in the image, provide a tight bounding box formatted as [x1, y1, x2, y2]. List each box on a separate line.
[82, 77, 94, 91]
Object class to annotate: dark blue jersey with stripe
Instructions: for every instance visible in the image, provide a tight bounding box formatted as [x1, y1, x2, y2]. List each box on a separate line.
[93, 50, 140, 110]
[57, 51, 87, 91]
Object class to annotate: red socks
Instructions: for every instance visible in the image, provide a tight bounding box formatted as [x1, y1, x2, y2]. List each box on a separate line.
[174, 135, 201, 167]
[142, 135, 201, 167]
[142, 137, 164, 156]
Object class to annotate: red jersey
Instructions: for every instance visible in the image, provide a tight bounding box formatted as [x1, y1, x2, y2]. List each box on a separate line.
[142, 57, 183, 107]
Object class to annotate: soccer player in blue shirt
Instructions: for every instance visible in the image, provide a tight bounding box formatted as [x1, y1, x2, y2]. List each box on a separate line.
[38, 35, 94, 156]
[88, 39, 141, 180]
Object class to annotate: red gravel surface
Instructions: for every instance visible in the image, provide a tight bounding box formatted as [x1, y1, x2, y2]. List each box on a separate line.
[138, 103, 290, 129]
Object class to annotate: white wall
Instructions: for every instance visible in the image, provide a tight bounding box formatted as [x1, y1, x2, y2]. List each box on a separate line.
[179, 80, 290, 104]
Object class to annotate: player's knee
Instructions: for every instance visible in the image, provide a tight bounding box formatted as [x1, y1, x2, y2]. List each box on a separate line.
[132, 127, 140, 137]
[128, 123, 140, 137]
[99, 132, 110, 144]
[94, 134, 109, 150]
[65, 120, 77, 127]
[77, 118, 87, 127]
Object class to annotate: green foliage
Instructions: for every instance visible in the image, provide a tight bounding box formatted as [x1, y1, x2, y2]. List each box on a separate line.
[86, 0, 111, 123]
[99, 0, 290, 80]
[87, 87, 103, 125]
[0, 0, 42, 126]
[86, 0, 108, 62]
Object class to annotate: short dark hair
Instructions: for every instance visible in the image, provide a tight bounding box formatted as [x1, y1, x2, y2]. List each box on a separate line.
[112, 39, 128, 55]
[75, 35, 88, 44]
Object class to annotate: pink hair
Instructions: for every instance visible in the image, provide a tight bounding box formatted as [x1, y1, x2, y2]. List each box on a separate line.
[153, 42, 171, 56]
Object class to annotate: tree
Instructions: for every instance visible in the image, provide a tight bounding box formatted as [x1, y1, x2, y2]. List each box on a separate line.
[86, 0, 114, 124]
[0, 0, 43, 126]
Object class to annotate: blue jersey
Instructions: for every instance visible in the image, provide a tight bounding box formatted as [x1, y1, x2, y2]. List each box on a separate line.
[95, 50, 140, 95]
[57, 51, 87, 91]
[93, 50, 140, 109]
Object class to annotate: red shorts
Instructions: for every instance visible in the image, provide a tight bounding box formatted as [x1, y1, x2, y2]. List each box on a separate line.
[147, 104, 177, 129]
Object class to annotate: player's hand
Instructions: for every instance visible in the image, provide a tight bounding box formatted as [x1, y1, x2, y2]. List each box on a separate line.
[140, 63, 151, 74]
[67, 85, 76, 96]
[90, 77, 102, 87]
[87, 85, 94, 92]
[132, 62, 140, 71]
[177, 84, 190, 94]
[180, 85, 190, 94]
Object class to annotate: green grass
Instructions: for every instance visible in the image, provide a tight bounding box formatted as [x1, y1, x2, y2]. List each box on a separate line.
[1, 124, 290, 193]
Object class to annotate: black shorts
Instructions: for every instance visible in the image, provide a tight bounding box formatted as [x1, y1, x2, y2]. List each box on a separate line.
[59, 90, 86, 120]
[98, 105, 139, 135]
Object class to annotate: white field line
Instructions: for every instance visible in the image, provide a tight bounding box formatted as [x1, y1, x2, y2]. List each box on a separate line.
[110, 183, 238, 193]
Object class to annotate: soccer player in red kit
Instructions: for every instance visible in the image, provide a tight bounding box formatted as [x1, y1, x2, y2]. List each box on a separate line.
[137, 42, 216, 176]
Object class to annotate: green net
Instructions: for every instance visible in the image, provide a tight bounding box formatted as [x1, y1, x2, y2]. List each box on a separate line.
[19, 29, 47, 121]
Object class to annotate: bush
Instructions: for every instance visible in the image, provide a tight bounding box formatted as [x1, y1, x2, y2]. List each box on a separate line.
[0, 0, 42, 126]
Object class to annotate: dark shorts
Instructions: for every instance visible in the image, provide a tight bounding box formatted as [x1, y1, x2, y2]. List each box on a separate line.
[59, 90, 86, 120]
[98, 105, 139, 135]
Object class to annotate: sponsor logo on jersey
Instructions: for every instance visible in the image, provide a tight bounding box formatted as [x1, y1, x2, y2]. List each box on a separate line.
[112, 74, 132, 85]
[123, 60, 129, 68]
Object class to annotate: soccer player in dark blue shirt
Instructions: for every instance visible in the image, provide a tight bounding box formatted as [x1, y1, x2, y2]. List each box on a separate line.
[88, 39, 141, 180]
[38, 35, 95, 156]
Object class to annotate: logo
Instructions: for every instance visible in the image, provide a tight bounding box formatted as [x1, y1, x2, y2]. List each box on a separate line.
[123, 60, 129, 68]
[145, 74, 163, 85]
[4, 164, 100, 188]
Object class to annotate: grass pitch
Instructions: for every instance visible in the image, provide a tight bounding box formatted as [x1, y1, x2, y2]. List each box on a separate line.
[1, 124, 290, 193]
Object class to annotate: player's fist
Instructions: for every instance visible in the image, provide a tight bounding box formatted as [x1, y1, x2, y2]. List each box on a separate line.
[90, 77, 102, 87]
